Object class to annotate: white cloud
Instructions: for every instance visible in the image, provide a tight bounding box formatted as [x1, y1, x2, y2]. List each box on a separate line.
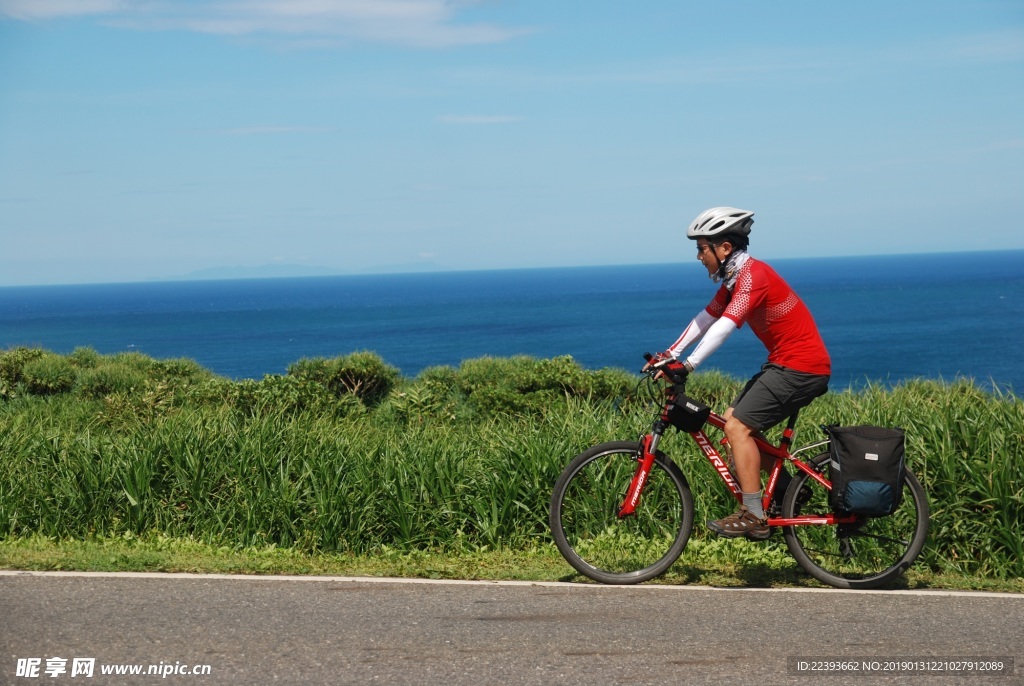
[0, 0, 533, 48]
[0, 0, 126, 19]
[950, 28, 1024, 63]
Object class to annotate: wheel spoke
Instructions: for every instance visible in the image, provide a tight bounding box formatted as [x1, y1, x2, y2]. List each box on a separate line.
[847, 530, 911, 547]
[782, 451, 929, 589]
[550, 441, 694, 585]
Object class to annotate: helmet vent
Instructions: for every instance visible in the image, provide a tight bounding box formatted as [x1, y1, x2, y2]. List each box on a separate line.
[686, 206, 755, 239]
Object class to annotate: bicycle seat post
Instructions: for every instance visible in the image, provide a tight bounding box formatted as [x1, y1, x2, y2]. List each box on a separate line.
[779, 412, 800, 451]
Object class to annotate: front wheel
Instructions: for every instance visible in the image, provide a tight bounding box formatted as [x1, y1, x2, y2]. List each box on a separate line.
[782, 452, 929, 589]
[549, 440, 694, 584]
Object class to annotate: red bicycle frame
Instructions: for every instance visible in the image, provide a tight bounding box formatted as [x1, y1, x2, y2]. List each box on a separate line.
[619, 391, 857, 527]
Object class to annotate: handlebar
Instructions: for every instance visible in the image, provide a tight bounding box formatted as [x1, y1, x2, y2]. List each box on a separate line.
[642, 352, 689, 386]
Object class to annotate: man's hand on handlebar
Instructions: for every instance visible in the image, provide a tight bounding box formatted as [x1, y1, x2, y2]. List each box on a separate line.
[642, 352, 689, 384]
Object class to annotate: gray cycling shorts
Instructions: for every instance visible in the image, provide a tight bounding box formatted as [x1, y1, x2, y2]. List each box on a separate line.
[730, 363, 830, 431]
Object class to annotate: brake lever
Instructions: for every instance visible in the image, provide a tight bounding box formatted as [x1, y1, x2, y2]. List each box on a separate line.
[642, 352, 688, 387]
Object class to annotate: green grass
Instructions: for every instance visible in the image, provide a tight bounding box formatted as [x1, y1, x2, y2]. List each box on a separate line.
[4, 534, 1022, 594]
[1, 347, 1022, 590]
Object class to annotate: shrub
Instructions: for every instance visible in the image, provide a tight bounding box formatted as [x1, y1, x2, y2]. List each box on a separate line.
[76, 363, 149, 398]
[108, 351, 160, 378]
[0, 347, 46, 387]
[22, 354, 77, 395]
[455, 355, 636, 417]
[287, 352, 399, 407]
[227, 375, 362, 418]
[416, 364, 460, 389]
[68, 347, 102, 369]
[177, 376, 238, 408]
[382, 366, 463, 423]
[152, 357, 213, 382]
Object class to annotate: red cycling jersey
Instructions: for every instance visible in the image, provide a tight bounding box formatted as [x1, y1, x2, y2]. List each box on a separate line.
[706, 258, 831, 376]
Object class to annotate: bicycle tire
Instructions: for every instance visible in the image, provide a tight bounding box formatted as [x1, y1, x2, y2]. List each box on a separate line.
[549, 440, 694, 584]
[782, 452, 929, 589]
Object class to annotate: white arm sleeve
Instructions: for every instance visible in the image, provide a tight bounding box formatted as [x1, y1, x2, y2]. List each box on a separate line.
[667, 309, 717, 358]
[684, 317, 737, 371]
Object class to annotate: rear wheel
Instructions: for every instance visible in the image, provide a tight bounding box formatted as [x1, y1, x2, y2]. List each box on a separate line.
[550, 441, 694, 584]
[782, 452, 929, 589]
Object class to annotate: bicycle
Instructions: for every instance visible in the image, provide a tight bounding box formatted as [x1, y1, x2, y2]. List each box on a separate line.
[549, 355, 929, 589]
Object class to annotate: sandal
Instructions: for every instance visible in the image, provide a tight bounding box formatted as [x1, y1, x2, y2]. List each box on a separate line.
[707, 506, 771, 541]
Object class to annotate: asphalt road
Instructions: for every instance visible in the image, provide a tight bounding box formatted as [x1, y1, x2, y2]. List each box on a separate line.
[2, 571, 1022, 685]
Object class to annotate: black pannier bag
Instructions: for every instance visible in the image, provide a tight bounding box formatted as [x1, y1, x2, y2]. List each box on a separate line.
[825, 425, 906, 516]
[667, 395, 711, 432]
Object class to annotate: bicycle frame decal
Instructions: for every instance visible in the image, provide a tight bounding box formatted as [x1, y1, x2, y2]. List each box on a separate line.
[617, 433, 657, 517]
[691, 430, 742, 496]
[764, 460, 783, 512]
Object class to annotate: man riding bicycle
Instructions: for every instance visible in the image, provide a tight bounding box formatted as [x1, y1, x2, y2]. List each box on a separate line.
[646, 207, 831, 540]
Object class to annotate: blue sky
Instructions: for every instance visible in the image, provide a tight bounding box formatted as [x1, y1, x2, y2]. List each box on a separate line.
[1, 1, 1021, 286]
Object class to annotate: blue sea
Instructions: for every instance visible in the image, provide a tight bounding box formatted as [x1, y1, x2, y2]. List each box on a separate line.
[1, 251, 1022, 393]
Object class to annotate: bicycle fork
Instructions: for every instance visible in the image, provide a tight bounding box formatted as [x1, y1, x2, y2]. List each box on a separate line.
[617, 423, 667, 518]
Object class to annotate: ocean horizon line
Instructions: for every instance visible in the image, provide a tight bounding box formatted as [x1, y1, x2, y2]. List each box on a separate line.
[3, 248, 1022, 290]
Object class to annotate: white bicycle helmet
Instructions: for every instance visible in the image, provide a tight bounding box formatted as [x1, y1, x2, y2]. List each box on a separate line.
[686, 206, 754, 240]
